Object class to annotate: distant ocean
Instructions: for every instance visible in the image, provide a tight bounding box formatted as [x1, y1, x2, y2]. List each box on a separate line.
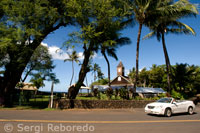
[38, 89, 90, 93]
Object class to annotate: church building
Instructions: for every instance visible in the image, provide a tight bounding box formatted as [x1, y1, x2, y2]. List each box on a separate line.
[110, 61, 133, 87]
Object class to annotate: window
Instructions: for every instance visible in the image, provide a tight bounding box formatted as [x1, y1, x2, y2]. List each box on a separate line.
[118, 77, 121, 81]
[118, 68, 121, 72]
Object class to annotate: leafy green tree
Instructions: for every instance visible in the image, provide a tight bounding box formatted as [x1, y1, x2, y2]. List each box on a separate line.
[139, 67, 149, 87]
[143, 0, 198, 92]
[21, 45, 55, 82]
[90, 78, 109, 87]
[64, 50, 79, 86]
[66, 0, 130, 99]
[148, 64, 166, 88]
[173, 63, 197, 93]
[0, 0, 72, 106]
[128, 67, 136, 84]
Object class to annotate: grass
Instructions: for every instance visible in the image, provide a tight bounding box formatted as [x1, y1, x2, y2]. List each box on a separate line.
[76, 96, 98, 100]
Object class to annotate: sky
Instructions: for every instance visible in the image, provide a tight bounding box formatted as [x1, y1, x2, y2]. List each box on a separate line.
[36, 0, 200, 92]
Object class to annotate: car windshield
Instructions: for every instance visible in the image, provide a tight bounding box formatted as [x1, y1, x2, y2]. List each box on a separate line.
[157, 98, 172, 103]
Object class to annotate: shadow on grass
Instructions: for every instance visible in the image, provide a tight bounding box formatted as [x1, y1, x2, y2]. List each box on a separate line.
[11, 101, 49, 110]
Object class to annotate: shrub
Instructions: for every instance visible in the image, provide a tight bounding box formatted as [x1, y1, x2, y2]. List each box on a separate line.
[93, 88, 99, 97]
[100, 92, 109, 100]
[158, 93, 167, 98]
[171, 90, 184, 100]
[119, 87, 129, 100]
[106, 87, 113, 99]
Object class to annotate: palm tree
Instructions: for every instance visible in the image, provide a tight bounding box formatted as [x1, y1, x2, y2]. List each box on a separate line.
[101, 37, 130, 87]
[64, 51, 79, 86]
[143, 0, 198, 93]
[129, 0, 162, 97]
[91, 63, 100, 82]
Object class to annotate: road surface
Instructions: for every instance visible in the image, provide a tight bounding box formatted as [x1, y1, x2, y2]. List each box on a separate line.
[0, 106, 200, 133]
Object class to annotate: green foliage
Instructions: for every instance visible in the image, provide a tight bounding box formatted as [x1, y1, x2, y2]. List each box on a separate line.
[135, 96, 160, 101]
[171, 90, 184, 100]
[106, 87, 113, 99]
[90, 78, 109, 86]
[64, 50, 79, 86]
[158, 93, 167, 98]
[0, 0, 72, 100]
[22, 45, 59, 84]
[119, 87, 129, 100]
[30, 73, 45, 89]
[93, 88, 99, 97]
[128, 63, 200, 97]
[99, 92, 109, 100]
[90, 63, 104, 82]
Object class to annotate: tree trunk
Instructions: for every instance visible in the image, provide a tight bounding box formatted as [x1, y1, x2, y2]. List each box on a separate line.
[161, 31, 172, 93]
[0, 23, 65, 107]
[69, 61, 74, 86]
[102, 51, 111, 87]
[1, 49, 34, 107]
[133, 23, 143, 98]
[67, 43, 94, 100]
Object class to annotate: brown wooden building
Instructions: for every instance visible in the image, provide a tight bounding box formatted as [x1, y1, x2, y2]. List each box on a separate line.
[110, 61, 133, 86]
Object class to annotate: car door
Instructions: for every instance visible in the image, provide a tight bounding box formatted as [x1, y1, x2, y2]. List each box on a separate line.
[171, 102, 184, 113]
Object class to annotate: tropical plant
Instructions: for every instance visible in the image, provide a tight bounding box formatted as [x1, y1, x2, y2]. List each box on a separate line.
[143, 0, 198, 92]
[101, 37, 130, 86]
[129, 0, 164, 97]
[66, 0, 130, 99]
[91, 63, 100, 82]
[64, 50, 79, 86]
[139, 67, 149, 87]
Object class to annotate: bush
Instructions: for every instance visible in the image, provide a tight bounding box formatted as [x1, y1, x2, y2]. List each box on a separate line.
[99, 92, 109, 100]
[106, 87, 113, 99]
[171, 90, 184, 100]
[93, 88, 98, 97]
[119, 87, 129, 100]
[158, 93, 167, 98]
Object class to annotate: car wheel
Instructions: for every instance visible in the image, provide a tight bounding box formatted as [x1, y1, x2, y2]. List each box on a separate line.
[188, 106, 194, 115]
[165, 108, 172, 117]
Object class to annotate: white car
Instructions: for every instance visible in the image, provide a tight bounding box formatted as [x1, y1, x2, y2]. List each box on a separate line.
[145, 97, 195, 117]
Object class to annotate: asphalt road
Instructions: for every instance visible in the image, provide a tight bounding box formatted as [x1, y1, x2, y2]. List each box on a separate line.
[0, 106, 200, 133]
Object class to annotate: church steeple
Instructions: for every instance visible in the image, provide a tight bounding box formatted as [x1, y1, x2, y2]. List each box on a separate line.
[117, 61, 124, 76]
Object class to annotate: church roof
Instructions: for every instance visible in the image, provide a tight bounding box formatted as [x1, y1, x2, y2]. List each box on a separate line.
[117, 61, 124, 67]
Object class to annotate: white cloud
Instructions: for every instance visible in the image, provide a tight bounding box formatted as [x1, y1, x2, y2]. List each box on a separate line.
[41, 42, 86, 61]
[125, 69, 130, 75]
[48, 46, 69, 60]
[78, 52, 84, 60]
[41, 42, 48, 47]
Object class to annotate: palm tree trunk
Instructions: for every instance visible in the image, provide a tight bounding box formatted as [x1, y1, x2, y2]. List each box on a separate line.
[94, 70, 96, 82]
[70, 61, 74, 86]
[102, 51, 111, 87]
[133, 23, 143, 98]
[161, 31, 172, 93]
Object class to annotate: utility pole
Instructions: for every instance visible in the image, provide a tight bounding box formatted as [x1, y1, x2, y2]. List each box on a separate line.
[50, 81, 54, 108]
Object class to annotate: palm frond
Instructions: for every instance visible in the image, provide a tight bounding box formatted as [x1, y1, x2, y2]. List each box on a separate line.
[116, 37, 131, 46]
[106, 48, 118, 61]
[167, 21, 196, 35]
[142, 31, 156, 40]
